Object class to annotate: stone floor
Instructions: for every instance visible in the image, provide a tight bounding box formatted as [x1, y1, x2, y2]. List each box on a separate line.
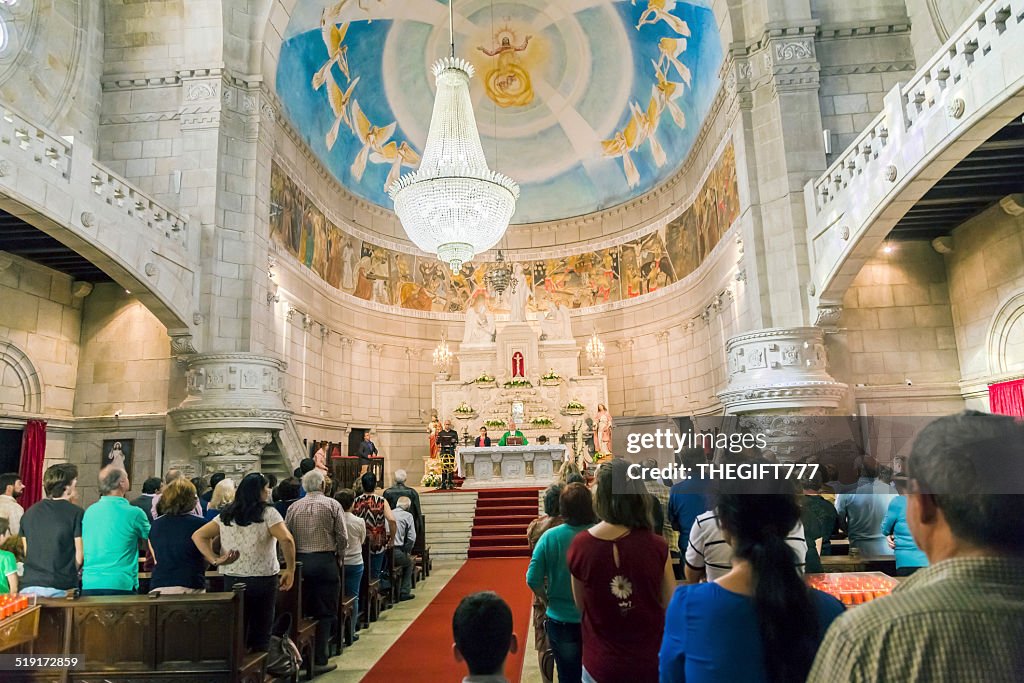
[316, 559, 546, 683]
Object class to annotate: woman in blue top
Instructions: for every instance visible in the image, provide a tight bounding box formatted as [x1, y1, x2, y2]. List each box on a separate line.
[526, 483, 596, 683]
[659, 477, 844, 683]
[881, 477, 928, 576]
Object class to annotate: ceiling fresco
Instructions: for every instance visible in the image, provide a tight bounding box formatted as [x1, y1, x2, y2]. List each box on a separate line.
[276, 0, 724, 224]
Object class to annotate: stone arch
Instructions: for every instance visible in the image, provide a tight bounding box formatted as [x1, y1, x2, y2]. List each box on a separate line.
[0, 339, 43, 415]
[987, 288, 1024, 376]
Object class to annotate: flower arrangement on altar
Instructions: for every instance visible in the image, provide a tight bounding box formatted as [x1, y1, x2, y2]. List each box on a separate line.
[422, 458, 442, 488]
[474, 372, 495, 384]
[530, 416, 554, 427]
[484, 418, 507, 428]
[540, 369, 562, 385]
[563, 399, 586, 414]
[593, 451, 611, 463]
[503, 378, 533, 388]
[453, 401, 475, 415]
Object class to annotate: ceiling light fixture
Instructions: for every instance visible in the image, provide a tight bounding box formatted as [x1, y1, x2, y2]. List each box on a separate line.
[388, 0, 519, 273]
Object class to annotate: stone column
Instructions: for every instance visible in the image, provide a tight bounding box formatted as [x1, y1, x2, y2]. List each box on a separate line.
[717, 327, 849, 461]
[169, 352, 297, 477]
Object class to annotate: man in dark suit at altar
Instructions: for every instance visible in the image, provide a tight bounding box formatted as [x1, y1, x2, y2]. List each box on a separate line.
[475, 427, 492, 447]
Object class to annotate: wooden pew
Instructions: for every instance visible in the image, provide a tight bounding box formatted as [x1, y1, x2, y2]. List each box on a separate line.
[359, 543, 384, 627]
[384, 546, 402, 606]
[274, 561, 316, 682]
[333, 562, 357, 655]
[10, 585, 265, 683]
[412, 513, 431, 579]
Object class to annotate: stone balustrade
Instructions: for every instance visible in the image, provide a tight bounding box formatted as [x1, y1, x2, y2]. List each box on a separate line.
[89, 164, 188, 244]
[0, 102, 199, 333]
[804, 0, 1024, 317]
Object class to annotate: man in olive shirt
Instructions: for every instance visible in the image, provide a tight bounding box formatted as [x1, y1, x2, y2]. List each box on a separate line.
[809, 412, 1024, 683]
[498, 421, 528, 447]
[81, 467, 150, 595]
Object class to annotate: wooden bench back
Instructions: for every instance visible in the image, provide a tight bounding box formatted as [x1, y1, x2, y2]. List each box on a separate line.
[32, 586, 261, 683]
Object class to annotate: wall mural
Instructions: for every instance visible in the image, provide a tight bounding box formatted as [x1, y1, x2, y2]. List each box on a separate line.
[269, 140, 739, 314]
[276, 0, 723, 224]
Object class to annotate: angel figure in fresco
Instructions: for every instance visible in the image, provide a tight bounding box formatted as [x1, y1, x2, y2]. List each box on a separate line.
[601, 114, 643, 188]
[324, 73, 359, 150]
[652, 61, 687, 129]
[630, 97, 668, 167]
[657, 37, 691, 86]
[371, 140, 421, 191]
[634, 0, 692, 36]
[348, 100, 397, 182]
[477, 29, 535, 108]
[312, 13, 351, 87]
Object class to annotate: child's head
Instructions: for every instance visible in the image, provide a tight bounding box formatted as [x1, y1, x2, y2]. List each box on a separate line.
[0, 517, 10, 543]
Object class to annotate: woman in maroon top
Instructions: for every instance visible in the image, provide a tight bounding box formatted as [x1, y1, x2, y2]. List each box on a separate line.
[567, 459, 674, 682]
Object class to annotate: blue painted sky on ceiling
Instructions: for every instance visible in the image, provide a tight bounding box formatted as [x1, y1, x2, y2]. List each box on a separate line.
[277, 0, 723, 224]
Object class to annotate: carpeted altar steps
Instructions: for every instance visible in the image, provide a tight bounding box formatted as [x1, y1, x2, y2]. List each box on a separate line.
[468, 488, 542, 559]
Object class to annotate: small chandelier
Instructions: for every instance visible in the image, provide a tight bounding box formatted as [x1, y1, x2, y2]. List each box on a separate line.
[388, 0, 519, 273]
[485, 249, 516, 296]
[585, 330, 605, 374]
[433, 334, 454, 380]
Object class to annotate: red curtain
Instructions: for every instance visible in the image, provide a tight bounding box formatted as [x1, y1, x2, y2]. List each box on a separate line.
[18, 420, 47, 509]
[989, 379, 1024, 417]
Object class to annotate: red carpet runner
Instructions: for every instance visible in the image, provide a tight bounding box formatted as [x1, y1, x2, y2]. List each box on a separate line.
[468, 488, 541, 559]
[362, 558, 532, 682]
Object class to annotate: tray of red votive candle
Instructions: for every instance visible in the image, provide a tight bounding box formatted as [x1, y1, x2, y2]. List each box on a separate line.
[0, 594, 31, 618]
[805, 572, 898, 606]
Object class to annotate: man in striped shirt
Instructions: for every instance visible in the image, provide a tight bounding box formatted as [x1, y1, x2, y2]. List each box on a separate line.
[809, 412, 1024, 682]
[684, 508, 807, 582]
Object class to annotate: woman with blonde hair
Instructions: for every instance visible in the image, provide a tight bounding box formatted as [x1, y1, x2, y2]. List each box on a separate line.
[204, 478, 236, 522]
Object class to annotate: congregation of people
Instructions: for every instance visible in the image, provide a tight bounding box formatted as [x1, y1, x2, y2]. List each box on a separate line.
[0, 459, 425, 679]
[515, 411, 1024, 683]
[0, 411, 1022, 682]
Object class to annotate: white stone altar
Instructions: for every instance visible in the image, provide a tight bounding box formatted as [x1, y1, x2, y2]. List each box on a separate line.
[459, 445, 567, 488]
[432, 305, 608, 443]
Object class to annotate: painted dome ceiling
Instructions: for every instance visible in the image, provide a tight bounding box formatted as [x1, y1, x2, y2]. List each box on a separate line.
[277, 0, 723, 225]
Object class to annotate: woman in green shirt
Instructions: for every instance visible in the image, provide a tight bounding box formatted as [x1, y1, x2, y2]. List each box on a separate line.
[526, 483, 595, 683]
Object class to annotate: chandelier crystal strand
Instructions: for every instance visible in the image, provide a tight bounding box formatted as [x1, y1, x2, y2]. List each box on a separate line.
[388, 2, 519, 272]
[433, 333, 454, 380]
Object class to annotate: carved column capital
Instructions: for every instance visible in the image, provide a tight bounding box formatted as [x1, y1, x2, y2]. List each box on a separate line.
[814, 305, 843, 327]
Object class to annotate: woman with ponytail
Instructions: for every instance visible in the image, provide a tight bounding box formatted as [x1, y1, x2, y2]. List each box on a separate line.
[659, 477, 844, 683]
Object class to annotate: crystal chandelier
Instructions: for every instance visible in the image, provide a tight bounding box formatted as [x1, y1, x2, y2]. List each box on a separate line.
[388, 0, 519, 273]
[485, 249, 516, 296]
[433, 334, 454, 380]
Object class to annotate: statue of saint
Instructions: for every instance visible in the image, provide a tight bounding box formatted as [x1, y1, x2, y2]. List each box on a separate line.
[540, 300, 573, 340]
[508, 263, 529, 322]
[462, 300, 496, 345]
[595, 404, 613, 455]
